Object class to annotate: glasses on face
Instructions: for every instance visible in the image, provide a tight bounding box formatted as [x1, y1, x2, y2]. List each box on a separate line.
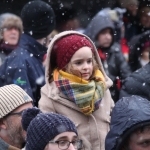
[8, 110, 24, 117]
[49, 139, 82, 150]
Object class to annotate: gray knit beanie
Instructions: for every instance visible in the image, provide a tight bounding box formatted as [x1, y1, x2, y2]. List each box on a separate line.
[22, 107, 78, 150]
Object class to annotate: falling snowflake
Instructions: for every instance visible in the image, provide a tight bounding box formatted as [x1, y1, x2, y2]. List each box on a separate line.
[30, 53, 33, 57]
[29, 31, 33, 35]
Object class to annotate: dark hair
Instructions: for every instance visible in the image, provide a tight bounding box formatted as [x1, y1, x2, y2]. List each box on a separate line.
[121, 125, 150, 150]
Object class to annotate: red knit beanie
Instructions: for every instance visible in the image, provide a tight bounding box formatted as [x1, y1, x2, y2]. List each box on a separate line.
[51, 34, 94, 69]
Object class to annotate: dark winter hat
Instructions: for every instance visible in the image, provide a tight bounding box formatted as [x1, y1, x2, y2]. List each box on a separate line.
[105, 95, 150, 150]
[21, 0, 55, 39]
[51, 34, 94, 70]
[22, 107, 77, 150]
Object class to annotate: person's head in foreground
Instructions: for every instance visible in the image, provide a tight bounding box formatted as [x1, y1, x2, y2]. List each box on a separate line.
[22, 107, 82, 150]
[105, 95, 150, 150]
[0, 84, 33, 149]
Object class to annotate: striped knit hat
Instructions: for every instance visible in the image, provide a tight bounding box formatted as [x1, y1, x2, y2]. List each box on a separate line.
[0, 84, 33, 119]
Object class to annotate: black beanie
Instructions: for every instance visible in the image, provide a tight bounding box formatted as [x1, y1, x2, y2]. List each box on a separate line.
[21, 0, 55, 39]
[22, 107, 78, 150]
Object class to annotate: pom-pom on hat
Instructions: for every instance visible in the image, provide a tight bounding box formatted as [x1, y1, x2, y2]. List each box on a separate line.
[51, 34, 94, 70]
[22, 107, 77, 150]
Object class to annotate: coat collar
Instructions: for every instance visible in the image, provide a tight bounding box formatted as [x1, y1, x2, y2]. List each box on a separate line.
[18, 34, 47, 62]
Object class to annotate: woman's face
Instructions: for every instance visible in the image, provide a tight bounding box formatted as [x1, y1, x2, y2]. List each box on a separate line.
[140, 13, 150, 28]
[70, 47, 93, 80]
[141, 47, 150, 61]
[44, 132, 78, 150]
[3, 27, 19, 45]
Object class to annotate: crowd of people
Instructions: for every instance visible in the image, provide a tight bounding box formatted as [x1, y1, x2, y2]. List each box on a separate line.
[0, 0, 150, 150]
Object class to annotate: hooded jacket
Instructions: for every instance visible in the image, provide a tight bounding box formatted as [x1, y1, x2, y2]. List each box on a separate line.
[119, 62, 150, 99]
[0, 138, 20, 150]
[39, 31, 114, 150]
[84, 15, 114, 46]
[105, 95, 150, 150]
[84, 15, 131, 102]
[0, 34, 46, 106]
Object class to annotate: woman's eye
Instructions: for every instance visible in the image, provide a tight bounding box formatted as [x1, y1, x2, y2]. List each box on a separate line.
[59, 141, 67, 146]
[87, 59, 92, 63]
[141, 141, 150, 147]
[75, 61, 82, 65]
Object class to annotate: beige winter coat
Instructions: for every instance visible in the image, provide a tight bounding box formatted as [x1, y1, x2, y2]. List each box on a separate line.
[39, 31, 114, 150]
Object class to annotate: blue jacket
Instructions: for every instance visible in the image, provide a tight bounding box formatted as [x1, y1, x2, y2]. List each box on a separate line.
[105, 95, 150, 150]
[0, 34, 46, 106]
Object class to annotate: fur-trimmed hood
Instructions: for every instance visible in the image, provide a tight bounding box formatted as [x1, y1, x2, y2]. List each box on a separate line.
[45, 30, 113, 89]
[0, 13, 23, 41]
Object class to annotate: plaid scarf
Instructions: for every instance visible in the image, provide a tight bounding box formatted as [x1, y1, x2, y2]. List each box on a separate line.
[53, 69, 105, 115]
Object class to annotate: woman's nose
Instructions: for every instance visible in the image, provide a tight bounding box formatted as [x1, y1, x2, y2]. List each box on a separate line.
[68, 143, 76, 150]
[83, 62, 88, 69]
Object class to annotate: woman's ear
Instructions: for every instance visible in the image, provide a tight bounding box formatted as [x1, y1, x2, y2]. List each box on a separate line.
[0, 119, 7, 130]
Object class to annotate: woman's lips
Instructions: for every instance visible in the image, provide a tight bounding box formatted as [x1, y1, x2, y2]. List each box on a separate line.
[82, 73, 89, 77]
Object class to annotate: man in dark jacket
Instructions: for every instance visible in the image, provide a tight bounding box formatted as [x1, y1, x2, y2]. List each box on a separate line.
[0, 1, 55, 106]
[84, 14, 131, 102]
[105, 95, 150, 150]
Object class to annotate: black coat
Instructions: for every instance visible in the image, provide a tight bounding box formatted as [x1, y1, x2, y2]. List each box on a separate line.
[120, 62, 150, 100]
[102, 43, 131, 101]
[105, 95, 150, 150]
[103, 43, 131, 81]
[0, 34, 46, 106]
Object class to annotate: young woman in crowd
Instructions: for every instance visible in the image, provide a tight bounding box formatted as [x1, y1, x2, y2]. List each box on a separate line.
[39, 31, 114, 150]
